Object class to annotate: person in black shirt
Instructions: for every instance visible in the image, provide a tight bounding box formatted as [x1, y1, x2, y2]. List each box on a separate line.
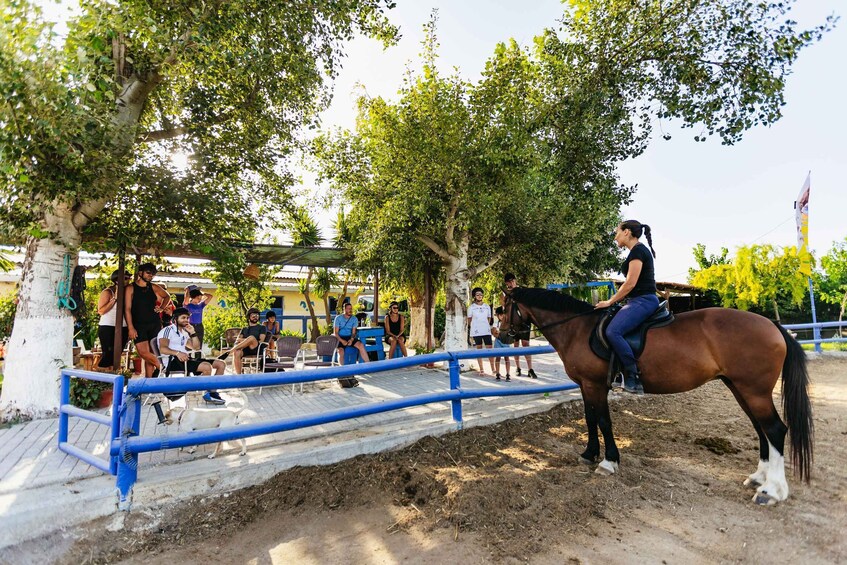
[217, 307, 267, 374]
[595, 220, 658, 395]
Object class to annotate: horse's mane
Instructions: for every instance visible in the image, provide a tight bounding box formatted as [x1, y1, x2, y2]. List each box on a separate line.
[511, 287, 596, 314]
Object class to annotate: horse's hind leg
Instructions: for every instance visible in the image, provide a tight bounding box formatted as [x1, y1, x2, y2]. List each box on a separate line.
[721, 378, 769, 488]
[730, 380, 790, 504]
[579, 390, 600, 465]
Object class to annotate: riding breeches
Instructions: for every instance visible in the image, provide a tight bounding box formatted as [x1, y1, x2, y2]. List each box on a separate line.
[605, 294, 660, 373]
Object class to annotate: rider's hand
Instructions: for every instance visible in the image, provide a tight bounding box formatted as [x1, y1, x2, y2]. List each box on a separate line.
[128, 327, 138, 340]
[595, 300, 613, 309]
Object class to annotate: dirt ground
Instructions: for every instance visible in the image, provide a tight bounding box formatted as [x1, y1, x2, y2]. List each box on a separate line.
[23, 357, 847, 564]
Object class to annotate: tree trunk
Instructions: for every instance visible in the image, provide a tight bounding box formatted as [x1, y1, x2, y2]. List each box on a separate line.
[0, 206, 80, 419]
[772, 298, 780, 323]
[442, 239, 471, 353]
[407, 286, 434, 350]
[323, 294, 332, 326]
[303, 268, 321, 342]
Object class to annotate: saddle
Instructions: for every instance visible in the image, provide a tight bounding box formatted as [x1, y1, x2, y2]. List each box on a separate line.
[589, 301, 674, 386]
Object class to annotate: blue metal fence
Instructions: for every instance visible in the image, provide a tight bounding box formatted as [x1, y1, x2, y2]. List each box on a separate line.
[59, 345, 576, 510]
[58, 369, 124, 475]
[782, 320, 847, 353]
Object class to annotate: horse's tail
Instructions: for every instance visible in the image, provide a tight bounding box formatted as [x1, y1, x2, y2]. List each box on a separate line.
[774, 322, 814, 482]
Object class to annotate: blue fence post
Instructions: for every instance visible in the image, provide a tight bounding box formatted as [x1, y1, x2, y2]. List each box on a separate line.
[58, 371, 70, 446]
[448, 353, 463, 428]
[116, 394, 140, 511]
[109, 373, 125, 476]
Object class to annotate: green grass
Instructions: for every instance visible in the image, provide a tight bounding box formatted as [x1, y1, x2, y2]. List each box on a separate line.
[801, 341, 847, 351]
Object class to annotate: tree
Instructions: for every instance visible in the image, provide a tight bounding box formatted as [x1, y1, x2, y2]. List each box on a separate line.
[316, 4, 830, 350]
[689, 243, 729, 278]
[816, 237, 847, 323]
[0, 0, 398, 418]
[312, 268, 341, 326]
[690, 244, 809, 321]
[289, 207, 323, 342]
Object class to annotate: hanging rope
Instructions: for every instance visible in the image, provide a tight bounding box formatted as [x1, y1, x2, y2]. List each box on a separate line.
[56, 254, 78, 311]
[70, 264, 87, 320]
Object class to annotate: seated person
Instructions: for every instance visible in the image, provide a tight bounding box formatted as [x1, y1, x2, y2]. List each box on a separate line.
[334, 302, 369, 365]
[157, 307, 226, 405]
[263, 310, 281, 359]
[217, 307, 267, 374]
[384, 301, 408, 358]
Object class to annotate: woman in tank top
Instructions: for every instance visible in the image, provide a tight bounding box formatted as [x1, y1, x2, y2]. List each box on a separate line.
[384, 301, 407, 358]
[96, 270, 130, 370]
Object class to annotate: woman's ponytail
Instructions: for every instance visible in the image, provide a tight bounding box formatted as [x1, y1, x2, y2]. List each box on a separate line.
[642, 224, 656, 258]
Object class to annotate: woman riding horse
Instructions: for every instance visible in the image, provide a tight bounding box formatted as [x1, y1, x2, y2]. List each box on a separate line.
[501, 283, 813, 506]
[594, 220, 657, 395]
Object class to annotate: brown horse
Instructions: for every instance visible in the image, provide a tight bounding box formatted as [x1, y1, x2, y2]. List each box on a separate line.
[501, 287, 813, 505]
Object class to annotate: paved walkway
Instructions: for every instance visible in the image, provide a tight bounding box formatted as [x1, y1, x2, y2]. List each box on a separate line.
[0, 345, 579, 549]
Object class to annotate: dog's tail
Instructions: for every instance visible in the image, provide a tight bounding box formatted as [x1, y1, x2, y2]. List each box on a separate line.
[226, 390, 249, 415]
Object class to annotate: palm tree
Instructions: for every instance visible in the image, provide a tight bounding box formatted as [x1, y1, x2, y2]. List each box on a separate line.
[312, 267, 340, 325]
[289, 207, 322, 341]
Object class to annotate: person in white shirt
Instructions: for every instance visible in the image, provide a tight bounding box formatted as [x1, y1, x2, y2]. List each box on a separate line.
[157, 307, 227, 405]
[467, 287, 495, 375]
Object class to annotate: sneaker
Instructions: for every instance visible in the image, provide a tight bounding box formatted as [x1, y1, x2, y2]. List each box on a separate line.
[209, 391, 223, 401]
[203, 392, 226, 405]
[516, 368, 522, 376]
[505, 374, 511, 382]
[495, 373, 502, 381]
[217, 352, 230, 361]
[622, 371, 644, 396]
[150, 367, 160, 379]
[528, 368, 538, 379]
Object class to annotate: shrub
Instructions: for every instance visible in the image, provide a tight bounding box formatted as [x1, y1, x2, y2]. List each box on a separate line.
[203, 304, 246, 351]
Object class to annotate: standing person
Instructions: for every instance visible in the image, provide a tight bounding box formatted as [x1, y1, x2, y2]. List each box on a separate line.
[504, 273, 537, 378]
[467, 287, 495, 375]
[384, 301, 407, 358]
[96, 270, 131, 371]
[125, 263, 172, 378]
[157, 307, 226, 405]
[263, 310, 281, 360]
[491, 306, 511, 381]
[595, 220, 658, 395]
[217, 307, 267, 374]
[183, 285, 213, 358]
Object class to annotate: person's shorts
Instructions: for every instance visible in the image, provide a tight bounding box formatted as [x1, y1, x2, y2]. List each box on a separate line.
[387, 335, 405, 343]
[472, 335, 492, 346]
[134, 321, 162, 344]
[493, 338, 510, 349]
[241, 346, 260, 357]
[514, 330, 531, 342]
[337, 336, 359, 348]
[164, 357, 213, 375]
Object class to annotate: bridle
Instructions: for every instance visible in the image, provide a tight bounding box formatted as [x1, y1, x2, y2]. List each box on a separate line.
[504, 291, 604, 338]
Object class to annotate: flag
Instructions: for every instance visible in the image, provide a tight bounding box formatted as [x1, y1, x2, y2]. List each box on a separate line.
[794, 173, 811, 276]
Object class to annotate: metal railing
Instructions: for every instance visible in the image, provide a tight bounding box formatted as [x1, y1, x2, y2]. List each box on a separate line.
[57, 346, 576, 510]
[782, 321, 847, 353]
[58, 369, 125, 475]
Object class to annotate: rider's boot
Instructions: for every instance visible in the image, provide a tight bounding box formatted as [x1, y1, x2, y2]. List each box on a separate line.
[622, 367, 645, 396]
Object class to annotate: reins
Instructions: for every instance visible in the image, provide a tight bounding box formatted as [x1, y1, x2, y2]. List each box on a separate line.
[535, 308, 604, 332]
[506, 292, 605, 337]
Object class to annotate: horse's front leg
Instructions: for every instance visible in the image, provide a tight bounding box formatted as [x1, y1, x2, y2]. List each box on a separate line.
[585, 385, 620, 476]
[579, 389, 600, 465]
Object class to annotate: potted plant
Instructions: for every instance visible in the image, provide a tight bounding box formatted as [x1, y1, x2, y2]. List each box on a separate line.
[70, 379, 112, 410]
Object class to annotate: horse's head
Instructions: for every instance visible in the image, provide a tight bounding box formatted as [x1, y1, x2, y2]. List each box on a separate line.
[501, 289, 532, 340]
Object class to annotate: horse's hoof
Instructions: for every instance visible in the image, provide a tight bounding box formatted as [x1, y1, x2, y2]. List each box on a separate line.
[595, 460, 619, 476]
[578, 456, 597, 466]
[753, 492, 778, 506]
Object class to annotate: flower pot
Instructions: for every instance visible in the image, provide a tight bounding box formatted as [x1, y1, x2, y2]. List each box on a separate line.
[97, 388, 114, 409]
[132, 357, 142, 375]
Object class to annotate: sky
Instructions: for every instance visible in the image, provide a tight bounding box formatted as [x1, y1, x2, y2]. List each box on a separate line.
[309, 0, 846, 283]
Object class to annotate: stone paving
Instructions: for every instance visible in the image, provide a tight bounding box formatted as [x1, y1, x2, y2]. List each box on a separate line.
[0, 345, 574, 496]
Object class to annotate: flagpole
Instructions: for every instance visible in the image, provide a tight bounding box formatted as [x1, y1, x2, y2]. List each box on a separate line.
[808, 277, 822, 353]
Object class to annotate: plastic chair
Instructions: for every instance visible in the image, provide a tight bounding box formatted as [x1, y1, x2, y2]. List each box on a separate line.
[264, 336, 305, 393]
[303, 335, 339, 368]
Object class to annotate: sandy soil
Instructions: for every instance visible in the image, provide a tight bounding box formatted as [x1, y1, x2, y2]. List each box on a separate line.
[22, 357, 847, 564]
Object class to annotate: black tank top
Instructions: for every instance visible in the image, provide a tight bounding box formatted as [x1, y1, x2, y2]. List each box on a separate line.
[388, 314, 402, 336]
[130, 282, 159, 325]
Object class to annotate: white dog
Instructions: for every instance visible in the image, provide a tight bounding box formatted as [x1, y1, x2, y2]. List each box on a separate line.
[166, 391, 248, 459]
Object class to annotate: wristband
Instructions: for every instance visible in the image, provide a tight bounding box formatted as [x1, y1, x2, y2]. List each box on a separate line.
[189, 333, 197, 338]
